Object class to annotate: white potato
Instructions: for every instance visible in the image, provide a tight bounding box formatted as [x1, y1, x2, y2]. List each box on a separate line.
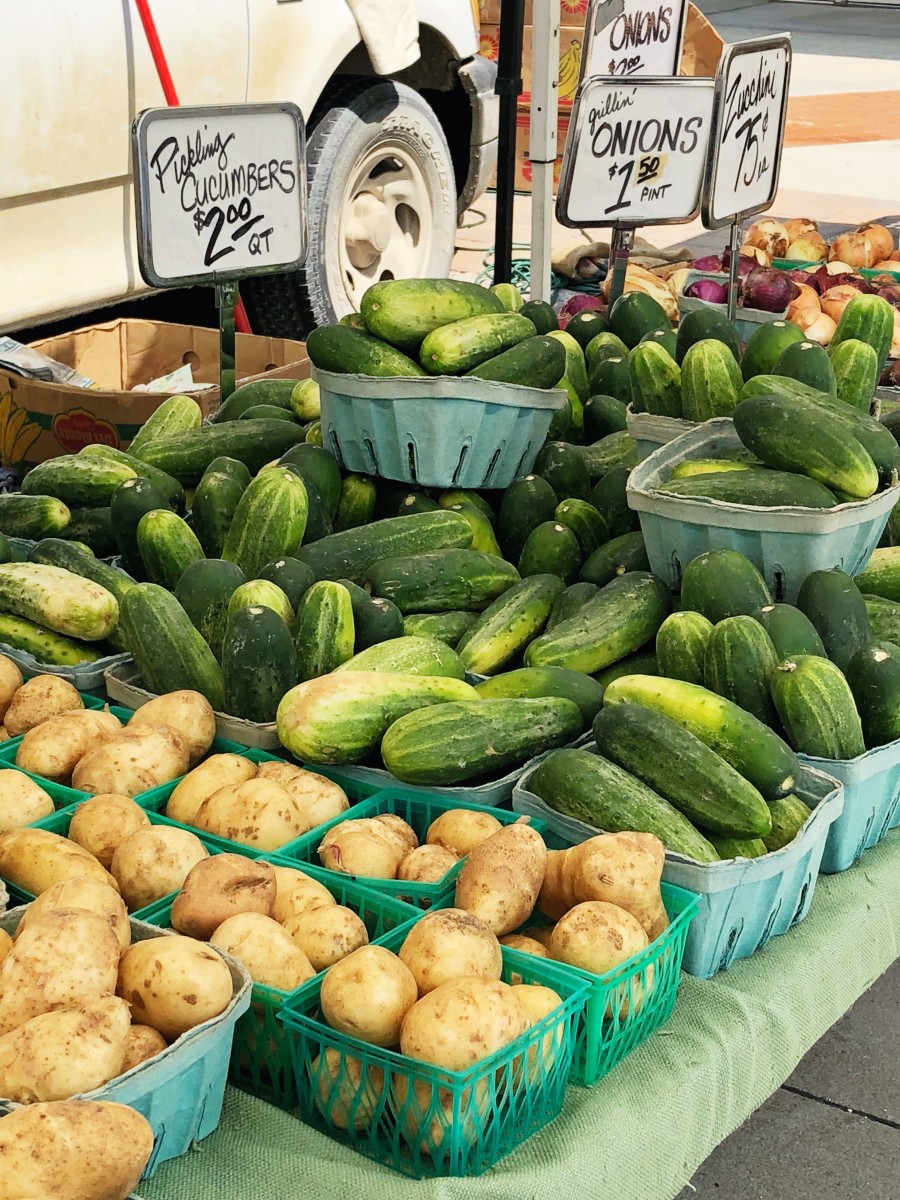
[271, 871, 336, 924]
[317, 819, 406, 878]
[510, 983, 563, 1077]
[372, 814, 418, 856]
[256, 761, 349, 828]
[72, 722, 191, 797]
[210, 912, 316, 991]
[311, 1047, 385, 1131]
[120, 1024, 168, 1074]
[3, 674, 81, 737]
[283, 903, 368, 971]
[320, 945, 417, 1047]
[0, 827, 118, 896]
[111, 826, 208, 912]
[0, 768, 54, 831]
[193, 777, 311, 851]
[66, 794, 151, 869]
[550, 900, 649, 975]
[0, 656, 23, 722]
[166, 753, 257, 825]
[0, 930, 12, 968]
[171, 855, 276, 940]
[397, 844, 458, 884]
[117, 935, 234, 1040]
[129, 690, 216, 764]
[15, 710, 121, 783]
[426, 808, 503, 857]
[15, 876, 130, 953]
[400, 977, 530, 1071]
[398, 908, 502, 995]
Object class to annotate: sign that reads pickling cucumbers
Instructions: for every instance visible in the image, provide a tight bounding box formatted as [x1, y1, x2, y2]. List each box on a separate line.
[557, 77, 715, 228]
[583, 0, 688, 80]
[702, 36, 792, 229]
[132, 102, 307, 288]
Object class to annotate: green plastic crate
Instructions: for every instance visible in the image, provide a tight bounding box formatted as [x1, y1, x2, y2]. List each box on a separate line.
[142, 865, 421, 1110]
[278, 932, 589, 1178]
[275, 790, 548, 909]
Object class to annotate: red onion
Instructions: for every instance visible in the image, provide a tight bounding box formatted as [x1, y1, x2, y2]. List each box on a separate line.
[785, 268, 820, 292]
[685, 279, 728, 304]
[722, 248, 758, 279]
[558, 294, 604, 328]
[877, 286, 900, 307]
[692, 254, 724, 272]
[741, 267, 799, 313]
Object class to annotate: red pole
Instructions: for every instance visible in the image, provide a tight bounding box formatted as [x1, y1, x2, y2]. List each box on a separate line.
[133, 0, 253, 334]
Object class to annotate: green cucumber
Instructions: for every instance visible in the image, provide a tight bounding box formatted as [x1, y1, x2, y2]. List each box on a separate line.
[361, 278, 504, 352]
[26, 540, 133, 607]
[584, 395, 628, 441]
[497, 475, 558, 562]
[830, 338, 879, 412]
[367, 549, 520, 614]
[518, 522, 582, 584]
[456, 574, 564, 675]
[290, 378, 320, 422]
[227, 579, 293, 626]
[640, 327, 678, 358]
[771, 655, 865, 759]
[402, 611, 477, 648]
[546, 581, 600, 631]
[628, 341, 682, 418]
[593, 702, 773, 837]
[129, 394, 202, 456]
[580, 531, 648, 586]
[565, 310, 608, 350]
[438, 491, 496, 525]
[335, 635, 463, 678]
[594, 652, 658, 697]
[396, 493, 440, 517]
[775, 340, 836, 394]
[334, 474, 377, 532]
[675, 307, 742, 365]
[796, 568, 871, 673]
[174, 559, 246, 659]
[238, 404, 296, 422]
[306, 325, 426, 376]
[467, 336, 567, 390]
[587, 355, 631, 405]
[258, 558, 316, 610]
[579, 432, 638, 483]
[609, 292, 671, 349]
[554, 499, 609, 557]
[134, 421, 307, 485]
[491, 282, 524, 312]
[753, 603, 827, 660]
[136, 510, 204, 590]
[305, 421, 323, 447]
[854, 547, 900, 601]
[446, 504, 502, 556]
[294, 581, 355, 681]
[296, 510, 473, 584]
[703, 615, 780, 726]
[708, 835, 767, 859]
[588, 467, 640, 539]
[0, 495, 70, 540]
[520, 299, 559, 335]
[222, 468, 309, 578]
[656, 468, 837, 509]
[222, 605, 298, 723]
[213, 379, 296, 423]
[741, 320, 805, 381]
[279, 444, 342, 516]
[548, 331, 589, 433]
[0, 614, 100, 666]
[680, 549, 773, 624]
[337, 578, 404, 651]
[586, 332, 629, 374]
[191, 469, 248, 558]
[864, 594, 900, 643]
[527, 747, 718, 863]
[79, 445, 185, 512]
[604, 674, 800, 800]
[829, 292, 895, 374]
[204, 456, 252, 487]
[58, 508, 116, 556]
[420, 313, 536, 374]
[763, 795, 813, 852]
[474, 665, 604, 723]
[656, 610, 714, 685]
[109, 477, 174, 578]
[22, 456, 135, 507]
[681, 339, 743, 421]
[669, 459, 752, 480]
[845, 640, 900, 748]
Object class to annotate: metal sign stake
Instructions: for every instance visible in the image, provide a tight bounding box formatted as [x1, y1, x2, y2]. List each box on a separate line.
[726, 221, 742, 323]
[216, 281, 239, 402]
[608, 226, 635, 308]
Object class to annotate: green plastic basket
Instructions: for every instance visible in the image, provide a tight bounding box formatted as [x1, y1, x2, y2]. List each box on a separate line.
[278, 932, 589, 1178]
[275, 790, 547, 909]
[142, 865, 421, 1110]
[563, 881, 698, 1087]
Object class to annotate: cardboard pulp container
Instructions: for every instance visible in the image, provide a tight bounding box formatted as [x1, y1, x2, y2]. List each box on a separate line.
[0, 319, 308, 469]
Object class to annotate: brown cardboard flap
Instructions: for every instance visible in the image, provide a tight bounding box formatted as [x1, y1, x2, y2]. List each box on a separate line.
[680, 3, 724, 78]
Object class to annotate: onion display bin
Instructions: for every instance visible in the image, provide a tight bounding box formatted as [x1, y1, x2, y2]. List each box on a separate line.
[677, 270, 787, 344]
[274, 790, 547, 910]
[798, 738, 900, 872]
[0, 907, 252, 1178]
[512, 752, 844, 980]
[314, 367, 566, 490]
[278, 933, 589, 1179]
[627, 419, 899, 603]
[143, 867, 421, 1111]
[626, 403, 697, 462]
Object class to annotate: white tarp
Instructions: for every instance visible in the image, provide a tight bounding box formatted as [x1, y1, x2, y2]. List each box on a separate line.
[346, 0, 420, 75]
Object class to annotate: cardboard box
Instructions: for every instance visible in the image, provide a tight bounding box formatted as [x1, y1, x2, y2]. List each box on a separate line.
[511, 104, 571, 195]
[479, 22, 584, 111]
[479, 0, 588, 26]
[680, 3, 725, 77]
[0, 319, 308, 469]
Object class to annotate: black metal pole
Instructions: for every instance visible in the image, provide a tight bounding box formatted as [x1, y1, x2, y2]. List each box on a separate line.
[493, 0, 526, 285]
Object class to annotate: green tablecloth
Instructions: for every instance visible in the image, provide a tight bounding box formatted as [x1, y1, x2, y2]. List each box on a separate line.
[141, 829, 900, 1200]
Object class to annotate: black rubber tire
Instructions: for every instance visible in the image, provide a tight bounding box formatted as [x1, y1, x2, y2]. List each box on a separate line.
[244, 80, 456, 339]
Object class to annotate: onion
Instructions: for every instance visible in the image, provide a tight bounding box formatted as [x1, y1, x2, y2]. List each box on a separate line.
[668, 268, 697, 296]
[559, 294, 603, 327]
[692, 254, 724, 272]
[739, 245, 771, 268]
[858, 223, 894, 263]
[830, 232, 874, 269]
[876, 285, 900, 306]
[787, 233, 828, 262]
[685, 279, 728, 304]
[884, 358, 900, 387]
[892, 308, 900, 359]
[744, 219, 789, 259]
[786, 284, 822, 332]
[803, 312, 837, 345]
[785, 217, 818, 242]
[872, 263, 900, 275]
[820, 285, 860, 323]
[741, 267, 798, 313]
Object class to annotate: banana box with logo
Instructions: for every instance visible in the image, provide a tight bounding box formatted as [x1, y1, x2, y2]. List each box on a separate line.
[0, 319, 308, 472]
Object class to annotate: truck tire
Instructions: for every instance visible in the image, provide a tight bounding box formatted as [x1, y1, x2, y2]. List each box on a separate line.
[244, 80, 457, 338]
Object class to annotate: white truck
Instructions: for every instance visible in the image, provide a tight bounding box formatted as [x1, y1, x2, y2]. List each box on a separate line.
[2, 1, 497, 336]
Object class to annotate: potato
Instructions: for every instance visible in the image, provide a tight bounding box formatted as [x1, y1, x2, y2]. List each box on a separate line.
[454, 822, 548, 936]
[0, 929, 12, 968]
[536, 847, 579, 921]
[0, 908, 120, 1037]
[166, 753, 257, 825]
[500, 933, 550, 960]
[72, 722, 191, 797]
[397, 844, 458, 884]
[396, 1075, 489, 1158]
[400, 977, 530, 1070]
[120, 1024, 168, 1074]
[0, 827, 118, 896]
[398, 908, 501, 996]
[0, 727, 9, 742]
[311, 1047, 385, 1131]
[519, 923, 555, 950]
[317, 819, 406, 878]
[0, 995, 130, 1102]
[549, 900, 649, 975]
[3, 674, 81, 737]
[511, 983, 563, 1077]
[283, 903, 368, 971]
[171, 854, 276, 940]
[568, 832, 667, 939]
[271, 871, 336, 924]
[373, 813, 418, 856]
[256, 760, 349, 828]
[128, 690, 215, 764]
[15, 877, 130, 953]
[0, 655, 23, 722]
[320, 945, 418, 1047]
[15, 710, 121, 783]
[193, 777, 311, 851]
[0, 768, 54, 831]
[117, 935, 233, 1040]
[210, 913, 316, 991]
[67, 794, 151, 869]
[111, 826, 209, 912]
[426, 808, 502, 857]
[0, 1100, 154, 1200]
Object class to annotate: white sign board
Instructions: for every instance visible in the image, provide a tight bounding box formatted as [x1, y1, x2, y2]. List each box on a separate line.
[583, 0, 688, 80]
[132, 103, 307, 288]
[702, 36, 792, 230]
[556, 77, 715, 228]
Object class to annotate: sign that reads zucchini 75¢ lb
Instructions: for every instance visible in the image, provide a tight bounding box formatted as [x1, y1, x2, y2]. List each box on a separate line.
[132, 103, 307, 288]
[556, 77, 715, 228]
[702, 36, 792, 230]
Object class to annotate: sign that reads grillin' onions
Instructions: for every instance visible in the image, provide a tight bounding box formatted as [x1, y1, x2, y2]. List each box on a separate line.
[556, 77, 715, 228]
[702, 36, 792, 230]
[583, 0, 688, 81]
[132, 103, 307, 288]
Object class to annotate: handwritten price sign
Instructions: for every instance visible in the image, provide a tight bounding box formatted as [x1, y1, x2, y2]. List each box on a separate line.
[583, 0, 688, 81]
[702, 36, 792, 229]
[556, 77, 714, 228]
[132, 103, 307, 288]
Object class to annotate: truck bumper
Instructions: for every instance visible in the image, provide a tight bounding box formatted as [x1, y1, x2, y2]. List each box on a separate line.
[456, 54, 499, 217]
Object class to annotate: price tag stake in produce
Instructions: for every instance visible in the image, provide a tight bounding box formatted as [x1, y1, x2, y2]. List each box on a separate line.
[701, 36, 792, 320]
[557, 77, 715, 303]
[582, 0, 688, 82]
[132, 103, 307, 400]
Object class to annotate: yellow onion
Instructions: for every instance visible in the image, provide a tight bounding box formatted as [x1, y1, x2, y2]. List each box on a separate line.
[786, 285, 822, 331]
[857, 223, 894, 263]
[824, 261, 853, 275]
[891, 308, 900, 360]
[603, 264, 677, 318]
[820, 284, 860, 323]
[740, 245, 771, 267]
[785, 217, 818, 242]
[830, 232, 874, 269]
[744, 219, 789, 259]
[872, 263, 900, 275]
[668, 267, 695, 296]
[803, 312, 837, 345]
[787, 233, 828, 262]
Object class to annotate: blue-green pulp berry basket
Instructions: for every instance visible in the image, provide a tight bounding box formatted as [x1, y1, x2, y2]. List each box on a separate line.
[278, 935, 589, 1178]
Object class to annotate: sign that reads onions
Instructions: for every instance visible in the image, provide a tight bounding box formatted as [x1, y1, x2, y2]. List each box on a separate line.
[583, 0, 688, 81]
